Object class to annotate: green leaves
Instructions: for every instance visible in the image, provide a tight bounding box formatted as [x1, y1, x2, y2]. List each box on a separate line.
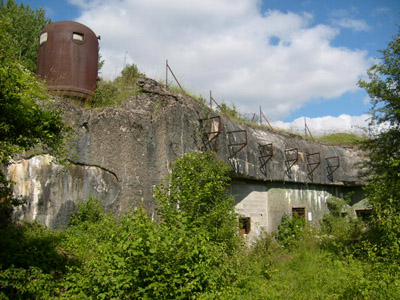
[0, 9, 71, 223]
[155, 151, 239, 251]
[92, 64, 143, 107]
[358, 26, 400, 261]
[0, 0, 50, 73]
[44, 186, 238, 299]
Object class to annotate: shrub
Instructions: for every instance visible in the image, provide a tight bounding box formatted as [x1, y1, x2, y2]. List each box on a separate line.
[0, 222, 69, 299]
[91, 63, 143, 107]
[276, 213, 306, 248]
[155, 151, 240, 252]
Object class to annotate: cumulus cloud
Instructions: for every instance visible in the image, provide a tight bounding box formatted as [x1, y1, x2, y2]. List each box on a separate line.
[272, 114, 370, 137]
[72, 0, 370, 120]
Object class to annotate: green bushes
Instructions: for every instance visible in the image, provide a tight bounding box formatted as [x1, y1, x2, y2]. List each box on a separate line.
[276, 212, 306, 249]
[1, 152, 400, 299]
[0, 222, 70, 299]
[155, 151, 240, 252]
[91, 64, 143, 107]
[0, 152, 240, 299]
[59, 201, 237, 299]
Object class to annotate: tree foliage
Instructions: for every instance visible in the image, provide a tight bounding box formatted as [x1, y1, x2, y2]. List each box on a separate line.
[0, 0, 50, 73]
[155, 151, 239, 251]
[2, 152, 400, 298]
[0, 11, 70, 223]
[358, 28, 400, 259]
[1, 153, 241, 299]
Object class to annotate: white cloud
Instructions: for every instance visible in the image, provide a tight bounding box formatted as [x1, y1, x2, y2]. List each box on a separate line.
[272, 114, 370, 137]
[332, 18, 371, 32]
[73, 0, 370, 120]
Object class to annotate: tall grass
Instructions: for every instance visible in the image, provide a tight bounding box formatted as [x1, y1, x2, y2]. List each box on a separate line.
[1, 197, 399, 299]
[91, 64, 143, 108]
[315, 133, 367, 145]
[232, 214, 400, 299]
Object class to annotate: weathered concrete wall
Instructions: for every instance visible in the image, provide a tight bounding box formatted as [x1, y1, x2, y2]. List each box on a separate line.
[8, 155, 119, 228]
[230, 179, 364, 242]
[7, 76, 366, 230]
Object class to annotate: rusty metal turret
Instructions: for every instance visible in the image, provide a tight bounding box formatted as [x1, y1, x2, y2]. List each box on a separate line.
[36, 21, 99, 101]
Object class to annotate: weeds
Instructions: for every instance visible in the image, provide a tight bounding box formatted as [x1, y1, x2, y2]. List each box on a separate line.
[91, 64, 143, 108]
[1, 197, 399, 299]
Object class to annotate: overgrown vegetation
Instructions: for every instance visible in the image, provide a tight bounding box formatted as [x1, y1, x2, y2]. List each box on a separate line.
[168, 85, 208, 108]
[0, 1, 70, 225]
[315, 132, 367, 145]
[1, 152, 400, 299]
[358, 25, 400, 262]
[0, 153, 240, 299]
[2, 1, 400, 297]
[0, 0, 50, 73]
[91, 63, 143, 107]
[214, 102, 367, 145]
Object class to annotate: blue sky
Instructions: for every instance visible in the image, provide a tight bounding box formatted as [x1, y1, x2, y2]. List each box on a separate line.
[17, 0, 400, 135]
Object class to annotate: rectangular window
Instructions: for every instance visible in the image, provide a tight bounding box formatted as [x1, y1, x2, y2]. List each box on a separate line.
[239, 217, 251, 236]
[72, 32, 84, 42]
[292, 207, 305, 218]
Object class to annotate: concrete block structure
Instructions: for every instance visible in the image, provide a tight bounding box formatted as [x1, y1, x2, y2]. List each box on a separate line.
[8, 77, 367, 240]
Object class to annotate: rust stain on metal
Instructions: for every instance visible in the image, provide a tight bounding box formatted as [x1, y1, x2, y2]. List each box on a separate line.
[36, 21, 99, 100]
[259, 143, 274, 170]
[201, 115, 222, 151]
[227, 130, 248, 158]
[326, 156, 340, 181]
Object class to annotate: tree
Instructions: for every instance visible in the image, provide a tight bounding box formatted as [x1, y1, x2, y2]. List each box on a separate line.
[0, 19, 70, 224]
[0, 0, 50, 73]
[155, 151, 239, 250]
[358, 28, 400, 259]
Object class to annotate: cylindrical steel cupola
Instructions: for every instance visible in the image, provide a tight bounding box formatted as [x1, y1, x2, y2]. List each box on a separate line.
[36, 21, 99, 100]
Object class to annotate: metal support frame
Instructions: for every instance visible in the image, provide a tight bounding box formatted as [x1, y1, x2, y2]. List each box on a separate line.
[306, 152, 320, 181]
[227, 129, 248, 158]
[326, 156, 340, 181]
[259, 143, 274, 169]
[166, 59, 184, 92]
[259, 106, 274, 132]
[304, 117, 314, 140]
[284, 148, 298, 175]
[200, 115, 222, 151]
[209, 91, 231, 120]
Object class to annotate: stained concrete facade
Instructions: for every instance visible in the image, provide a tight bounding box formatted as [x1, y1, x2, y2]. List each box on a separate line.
[230, 179, 364, 242]
[9, 155, 120, 228]
[7, 76, 367, 236]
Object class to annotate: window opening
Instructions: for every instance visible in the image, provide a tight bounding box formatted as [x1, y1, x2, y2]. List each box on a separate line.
[39, 32, 48, 45]
[356, 209, 372, 221]
[292, 207, 305, 218]
[239, 217, 251, 236]
[72, 32, 84, 43]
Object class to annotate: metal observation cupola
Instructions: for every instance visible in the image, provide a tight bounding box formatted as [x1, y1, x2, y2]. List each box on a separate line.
[36, 21, 99, 101]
